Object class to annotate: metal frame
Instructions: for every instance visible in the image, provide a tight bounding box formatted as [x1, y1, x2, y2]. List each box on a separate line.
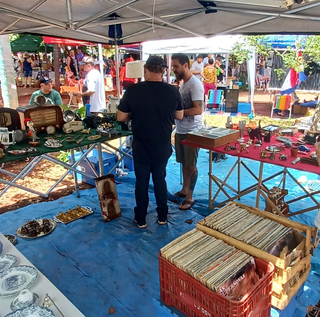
[208, 151, 320, 217]
[1, 0, 320, 41]
[0, 137, 133, 199]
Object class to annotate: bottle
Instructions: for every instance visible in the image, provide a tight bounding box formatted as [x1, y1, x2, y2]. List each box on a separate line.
[85, 102, 91, 117]
[32, 130, 37, 142]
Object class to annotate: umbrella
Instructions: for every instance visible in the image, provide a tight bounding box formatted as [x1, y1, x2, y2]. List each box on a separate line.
[10, 34, 43, 53]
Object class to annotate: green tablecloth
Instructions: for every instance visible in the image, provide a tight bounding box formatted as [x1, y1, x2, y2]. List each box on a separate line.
[0, 129, 131, 164]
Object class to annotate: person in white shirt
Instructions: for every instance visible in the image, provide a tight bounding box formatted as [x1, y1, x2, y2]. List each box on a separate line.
[203, 53, 214, 67]
[190, 55, 204, 83]
[171, 53, 204, 211]
[79, 57, 105, 113]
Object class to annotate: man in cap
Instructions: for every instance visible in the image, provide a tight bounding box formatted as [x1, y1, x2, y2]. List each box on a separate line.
[29, 77, 63, 106]
[117, 56, 183, 229]
[78, 56, 105, 113]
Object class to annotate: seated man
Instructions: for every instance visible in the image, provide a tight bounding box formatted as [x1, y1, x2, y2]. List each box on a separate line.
[29, 77, 63, 106]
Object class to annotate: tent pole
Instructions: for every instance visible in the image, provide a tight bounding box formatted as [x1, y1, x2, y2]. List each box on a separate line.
[75, 0, 139, 29]
[225, 53, 229, 85]
[166, 55, 171, 84]
[0, 0, 47, 35]
[0, 3, 65, 28]
[0, 35, 19, 109]
[98, 43, 106, 109]
[247, 51, 256, 114]
[66, 0, 73, 27]
[53, 44, 60, 93]
[115, 44, 120, 98]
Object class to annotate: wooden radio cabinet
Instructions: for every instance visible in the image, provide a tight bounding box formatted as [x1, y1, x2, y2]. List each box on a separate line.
[17, 105, 64, 132]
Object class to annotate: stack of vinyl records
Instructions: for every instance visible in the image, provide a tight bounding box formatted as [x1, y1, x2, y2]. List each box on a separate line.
[203, 203, 296, 258]
[161, 229, 260, 300]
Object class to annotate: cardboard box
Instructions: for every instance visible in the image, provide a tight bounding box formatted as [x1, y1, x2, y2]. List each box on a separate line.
[292, 104, 308, 115]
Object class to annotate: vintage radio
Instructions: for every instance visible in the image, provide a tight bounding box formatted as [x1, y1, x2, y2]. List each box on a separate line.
[0, 108, 21, 131]
[17, 105, 64, 132]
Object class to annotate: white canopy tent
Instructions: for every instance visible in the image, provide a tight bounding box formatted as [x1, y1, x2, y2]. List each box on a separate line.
[142, 35, 258, 112]
[142, 36, 241, 55]
[1, 0, 320, 108]
[0, 1, 320, 44]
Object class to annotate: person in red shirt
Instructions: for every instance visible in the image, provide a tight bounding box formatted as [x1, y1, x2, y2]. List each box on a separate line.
[120, 57, 136, 91]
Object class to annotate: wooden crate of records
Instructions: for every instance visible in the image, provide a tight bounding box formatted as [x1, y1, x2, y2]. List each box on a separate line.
[197, 202, 317, 310]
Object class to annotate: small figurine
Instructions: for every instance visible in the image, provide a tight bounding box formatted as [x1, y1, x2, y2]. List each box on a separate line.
[225, 117, 233, 129]
[224, 143, 231, 151]
[248, 120, 262, 141]
[24, 118, 36, 141]
[237, 143, 248, 154]
[279, 154, 288, 161]
[263, 131, 271, 143]
[0, 141, 5, 159]
[269, 151, 276, 160]
[248, 111, 254, 120]
[247, 139, 253, 146]
[260, 150, 267, 159]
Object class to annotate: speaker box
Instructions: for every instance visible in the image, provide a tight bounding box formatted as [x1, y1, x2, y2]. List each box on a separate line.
[0, 108, 21, 131]
[17, 105, 64, 132]
[225, 89, 239, 113]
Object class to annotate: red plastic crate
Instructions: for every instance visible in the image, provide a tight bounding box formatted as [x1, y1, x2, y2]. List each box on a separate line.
[159, 255, 274, 317]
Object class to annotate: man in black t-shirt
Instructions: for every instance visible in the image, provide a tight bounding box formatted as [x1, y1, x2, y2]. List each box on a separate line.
[117, 56, 183, 229]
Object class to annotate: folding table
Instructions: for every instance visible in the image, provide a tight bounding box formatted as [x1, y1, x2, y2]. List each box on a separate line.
[0, 129, 132, 199]
[184, 134, 320, 217]
[0, 232, 86, 316]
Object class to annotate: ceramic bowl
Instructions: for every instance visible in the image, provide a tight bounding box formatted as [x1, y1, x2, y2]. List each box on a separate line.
[10, 289, 40, 311]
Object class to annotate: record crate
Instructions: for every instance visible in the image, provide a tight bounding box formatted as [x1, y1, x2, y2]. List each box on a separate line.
[159, 254, 274, 317]
[197, 202, 317, 310]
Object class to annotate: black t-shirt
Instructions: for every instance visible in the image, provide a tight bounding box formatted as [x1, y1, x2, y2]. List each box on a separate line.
[118, 81, 182, 164]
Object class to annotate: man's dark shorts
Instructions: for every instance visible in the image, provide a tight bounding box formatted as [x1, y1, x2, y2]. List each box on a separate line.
[175, 133, 199, 166]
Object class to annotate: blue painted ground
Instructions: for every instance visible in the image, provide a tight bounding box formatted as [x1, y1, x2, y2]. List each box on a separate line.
[0, 149, 319, 316]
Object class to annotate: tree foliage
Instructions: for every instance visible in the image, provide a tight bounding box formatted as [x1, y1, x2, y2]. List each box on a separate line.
[9, 34, 22, 42]
[232, 36, 273, 64]
[232, 35, 320, 75]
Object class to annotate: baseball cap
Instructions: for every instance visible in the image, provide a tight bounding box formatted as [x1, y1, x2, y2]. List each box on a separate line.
[79, 56, 94, 65]
[40, 77, 51, 84]
[145, 56, 168, 68]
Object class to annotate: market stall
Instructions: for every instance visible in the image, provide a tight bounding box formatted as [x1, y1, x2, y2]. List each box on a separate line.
[0, 149, 318, 317]
[184, 126, 320, 217]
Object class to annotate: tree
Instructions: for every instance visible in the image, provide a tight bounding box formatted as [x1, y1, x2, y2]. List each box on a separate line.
[9, 34, 22, 42]
[232, 35, 273, 65]
[231, 35, 320, 80]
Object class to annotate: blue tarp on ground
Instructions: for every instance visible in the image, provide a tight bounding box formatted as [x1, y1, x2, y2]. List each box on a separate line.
[0, 149, 319, 316]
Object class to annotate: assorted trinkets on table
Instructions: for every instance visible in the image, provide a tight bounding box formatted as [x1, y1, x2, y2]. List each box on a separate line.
[54, 206, 93, 224]
[17, 219, 57, 239]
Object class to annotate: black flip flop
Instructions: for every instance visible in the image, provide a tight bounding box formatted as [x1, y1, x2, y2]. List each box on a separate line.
[174, 191, 187, 198]
[179, 200, 195, 210]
